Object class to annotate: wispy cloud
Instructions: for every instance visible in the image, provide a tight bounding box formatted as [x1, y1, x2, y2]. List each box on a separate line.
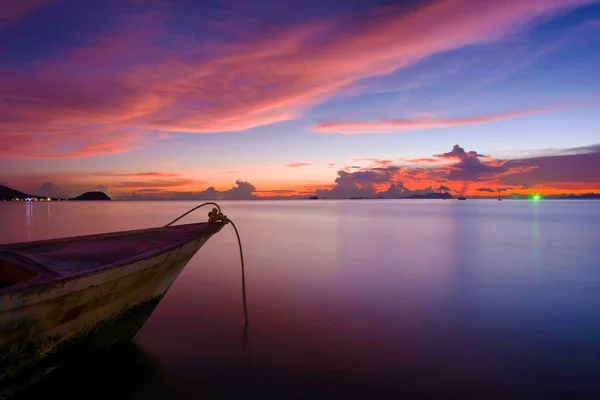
[313, 105, 578, 134]
[401, 158, 446, 165]
[91, 172, 179, 177]
[0, 129, 141, 159]
[285, 162, 312, 168]
[356, 158, 395, 166]
[1, 0, 594, 157]
[113, 179, 205, 189]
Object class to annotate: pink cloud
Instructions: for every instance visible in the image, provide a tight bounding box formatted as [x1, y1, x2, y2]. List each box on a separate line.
[130, 0, 594, 137]
[90, 172, 180, 178]
[0, 129, 140, 159]
[357, 158, 395, 166]
[285, 162, 312, 168]
[112, 179, 203, 189]
[402, 158, 445, 165]
[313, 106, 576, 134]
[1, 0, 595, 157]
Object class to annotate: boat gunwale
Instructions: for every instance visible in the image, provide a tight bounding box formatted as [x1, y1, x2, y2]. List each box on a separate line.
[0, 222, 223, 300]
[0, 222, 219, 250]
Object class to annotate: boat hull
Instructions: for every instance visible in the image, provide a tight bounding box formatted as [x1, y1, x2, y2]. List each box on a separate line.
[0, 230, 218, 399]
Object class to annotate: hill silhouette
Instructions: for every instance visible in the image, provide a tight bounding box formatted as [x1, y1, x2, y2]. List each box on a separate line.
[73, 191, 111, 201]
[0, 184, 35, 200]
[0, 184, 59, 201]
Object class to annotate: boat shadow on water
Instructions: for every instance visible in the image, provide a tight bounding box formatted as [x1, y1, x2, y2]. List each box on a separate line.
[14, 341, 183, 400]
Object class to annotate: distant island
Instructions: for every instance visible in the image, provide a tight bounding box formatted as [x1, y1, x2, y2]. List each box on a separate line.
[345, 192, 454, 200]
[403, 192, 453, 200]
[71, 192, 111, 201]
[0, 184, 110, 201]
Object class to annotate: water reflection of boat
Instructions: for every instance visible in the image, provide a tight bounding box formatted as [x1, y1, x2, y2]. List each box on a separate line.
[0, 214, 225, 398]
[15, 342, 178, 400]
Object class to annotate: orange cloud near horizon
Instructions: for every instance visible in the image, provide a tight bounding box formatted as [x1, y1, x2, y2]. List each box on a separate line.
[3, 142, 600, 199]
[4, 173, 600, 199]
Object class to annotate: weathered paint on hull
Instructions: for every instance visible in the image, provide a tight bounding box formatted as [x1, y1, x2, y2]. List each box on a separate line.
[0, 234, 216, 399]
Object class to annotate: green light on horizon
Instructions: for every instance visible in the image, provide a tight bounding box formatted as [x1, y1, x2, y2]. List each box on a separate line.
[532, 194, 541, 201]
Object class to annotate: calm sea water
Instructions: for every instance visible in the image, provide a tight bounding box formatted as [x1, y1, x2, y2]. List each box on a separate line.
[3, 200, 600, 399]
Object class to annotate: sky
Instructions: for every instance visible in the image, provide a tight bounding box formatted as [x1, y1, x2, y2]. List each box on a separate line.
[1, 0, 599, 199]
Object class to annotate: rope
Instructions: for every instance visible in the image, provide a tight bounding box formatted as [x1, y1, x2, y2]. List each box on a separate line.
[165, 202, 248, 325]
[229, 219, 249, 327]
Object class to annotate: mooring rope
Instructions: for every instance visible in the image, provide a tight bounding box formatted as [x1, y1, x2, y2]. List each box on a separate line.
[165, 202, 248, 325]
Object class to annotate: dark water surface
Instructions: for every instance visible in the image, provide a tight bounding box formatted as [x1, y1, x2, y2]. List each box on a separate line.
[3, 200, 600, 399]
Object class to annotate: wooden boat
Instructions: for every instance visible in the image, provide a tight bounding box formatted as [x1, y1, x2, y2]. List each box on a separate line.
[0, 213, 226, 398]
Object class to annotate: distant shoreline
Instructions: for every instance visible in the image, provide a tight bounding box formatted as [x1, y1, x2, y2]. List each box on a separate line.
[2, 183, 599, 202]
[3, 197, 600, 202]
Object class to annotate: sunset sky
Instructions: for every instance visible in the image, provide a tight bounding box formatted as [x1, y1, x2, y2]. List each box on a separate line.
[1, 0, 599, 199]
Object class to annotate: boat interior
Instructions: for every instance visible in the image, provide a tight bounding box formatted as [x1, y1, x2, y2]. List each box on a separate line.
[0, 252, 58, 291]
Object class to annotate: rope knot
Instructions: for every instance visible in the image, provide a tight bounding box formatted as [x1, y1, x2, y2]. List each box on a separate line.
[208, 207, 230, 224]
